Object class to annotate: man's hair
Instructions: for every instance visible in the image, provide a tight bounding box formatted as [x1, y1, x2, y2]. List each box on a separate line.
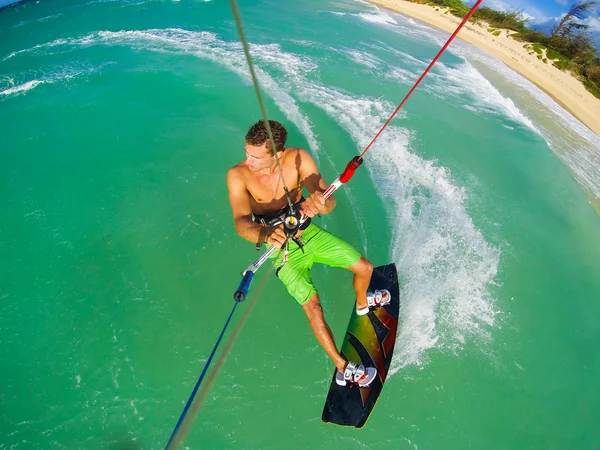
[245, 120, 288, 152]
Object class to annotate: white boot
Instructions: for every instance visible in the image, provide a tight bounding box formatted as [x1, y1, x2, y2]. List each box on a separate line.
[356, 289, 391, 316]
[335, 361, 377, 388]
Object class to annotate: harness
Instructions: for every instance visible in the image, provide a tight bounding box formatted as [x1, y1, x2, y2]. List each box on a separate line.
[252, 196, 311, 254]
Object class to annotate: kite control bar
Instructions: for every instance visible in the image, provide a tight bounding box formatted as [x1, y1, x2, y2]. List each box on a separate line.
[233, 156, 363, 302]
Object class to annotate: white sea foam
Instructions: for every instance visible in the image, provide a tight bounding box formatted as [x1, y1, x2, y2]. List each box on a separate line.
[373, 134, 500, 371]
[322, 2, 442, 44]
[366, 41, 430, 69]
[90, 29, 322, 160]
[0, 79, 46, 96]
[0, 65, 99, 98]
[339, 48, 384, 70]
[290, 82, 499, 370]
[448, 40, 600, 204]
[353, 1, 446, 45]
[357, 11, 398, 26]
[424, 61, 540, 133]
[2, 38, 70, 61]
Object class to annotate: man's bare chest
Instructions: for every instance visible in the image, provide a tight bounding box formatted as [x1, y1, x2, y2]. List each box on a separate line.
[247, 169, 302, 213]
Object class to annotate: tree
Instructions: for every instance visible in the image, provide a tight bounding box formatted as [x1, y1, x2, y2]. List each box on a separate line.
[568, 33, 597, 64]
[549, 1, 596, 46]
[586, 62, 600, 86]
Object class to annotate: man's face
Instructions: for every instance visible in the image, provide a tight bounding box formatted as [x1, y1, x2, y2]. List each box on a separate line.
[244, 142, 275, 171]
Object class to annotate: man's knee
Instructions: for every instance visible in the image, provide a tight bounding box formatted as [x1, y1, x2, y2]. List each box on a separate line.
[351, 257, 373, 278]
[302, 294, 322, 317]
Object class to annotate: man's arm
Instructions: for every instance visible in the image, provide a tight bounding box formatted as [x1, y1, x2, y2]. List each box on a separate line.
[298, 149, 336, 217]
[226, 168, 286, 247]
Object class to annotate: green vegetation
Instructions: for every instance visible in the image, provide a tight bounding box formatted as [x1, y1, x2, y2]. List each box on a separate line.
[531, 43, 544, 55]
[553, 59, 568, 70]
[546, 48, 563, 60]
[586, 62, 600, 85]
[524, 43, 569, 67]
[424, 0, 470, 17]
[584, 77, 600, 97]
[524, 44, 536, 56]
[404, 0, 600, 100]
[473, 7, 527, 31]
[511, 28, 550, 44]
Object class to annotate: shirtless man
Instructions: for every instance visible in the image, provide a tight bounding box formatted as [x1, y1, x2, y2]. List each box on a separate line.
[226, 120, 390, 387]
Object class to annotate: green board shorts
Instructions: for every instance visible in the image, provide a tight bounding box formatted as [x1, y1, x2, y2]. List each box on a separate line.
[269, 222, 361, 305]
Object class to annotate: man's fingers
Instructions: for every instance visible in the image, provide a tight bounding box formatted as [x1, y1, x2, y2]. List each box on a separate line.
[268, 235, 284, 248]
[299, 201, 313, 218]
[305, 199, 320, 216]
[267, 225, 287, 248]
[314, 192, 326, 206]
[305, 193, 326, 215]
[274, 225, 286, 238]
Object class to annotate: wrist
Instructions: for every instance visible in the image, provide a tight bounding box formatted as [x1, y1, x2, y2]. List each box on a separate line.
[258, 226, 269, 244]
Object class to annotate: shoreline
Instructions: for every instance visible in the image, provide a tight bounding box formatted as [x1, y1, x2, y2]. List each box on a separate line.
[367, 0, 600, 137]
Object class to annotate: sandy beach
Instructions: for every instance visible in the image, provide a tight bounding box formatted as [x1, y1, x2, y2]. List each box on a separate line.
[368, 0, 600, 136]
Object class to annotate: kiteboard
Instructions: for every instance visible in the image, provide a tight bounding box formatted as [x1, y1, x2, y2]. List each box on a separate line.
[321, 263, 400, 428]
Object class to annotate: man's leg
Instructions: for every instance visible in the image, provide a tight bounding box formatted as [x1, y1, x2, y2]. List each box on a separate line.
[306, 225, 377, 311]
[346, 256, 373, 310]
[302, 293, 347, 373]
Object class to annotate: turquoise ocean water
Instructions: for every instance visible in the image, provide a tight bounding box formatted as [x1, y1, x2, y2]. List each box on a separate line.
[1, 0, 600, 448]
